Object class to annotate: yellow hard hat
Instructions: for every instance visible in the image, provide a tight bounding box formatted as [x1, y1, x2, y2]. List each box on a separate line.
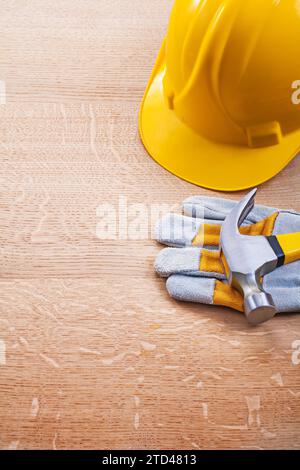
[139, 0, 300, 191]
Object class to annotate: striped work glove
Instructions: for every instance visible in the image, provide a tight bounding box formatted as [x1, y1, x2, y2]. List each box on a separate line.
[155, 196, 300, 314]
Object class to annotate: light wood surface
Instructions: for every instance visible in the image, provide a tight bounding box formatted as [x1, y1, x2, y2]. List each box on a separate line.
[0, 0, 299, 450]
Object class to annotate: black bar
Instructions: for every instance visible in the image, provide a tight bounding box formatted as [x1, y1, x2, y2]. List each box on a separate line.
[0, 450, 297, 466]
[267, 236, 285, 267]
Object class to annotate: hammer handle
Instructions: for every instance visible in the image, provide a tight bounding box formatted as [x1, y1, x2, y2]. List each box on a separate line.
[274, 232, 300, 265]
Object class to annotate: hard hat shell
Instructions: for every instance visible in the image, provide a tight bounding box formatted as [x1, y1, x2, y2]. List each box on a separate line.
[139, 0, 300, 191]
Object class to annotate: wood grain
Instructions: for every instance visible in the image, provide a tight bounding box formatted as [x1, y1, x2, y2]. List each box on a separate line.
[0, 0, 299, 450]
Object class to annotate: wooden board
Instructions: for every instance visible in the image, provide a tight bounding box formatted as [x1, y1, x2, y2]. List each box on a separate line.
[0, 0, 299, 450]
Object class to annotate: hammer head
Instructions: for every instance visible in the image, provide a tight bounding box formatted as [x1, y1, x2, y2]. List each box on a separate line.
[220, 189, 278, 325]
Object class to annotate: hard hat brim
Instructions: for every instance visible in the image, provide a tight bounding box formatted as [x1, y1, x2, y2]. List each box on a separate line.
[139, 41, 300, 192]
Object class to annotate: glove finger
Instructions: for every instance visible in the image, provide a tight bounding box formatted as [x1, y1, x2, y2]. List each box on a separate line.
[155, 246, 226, 279]
[164, 266, 300, 315]
[263, 263, 300, 313]
[272, 211, 300, 235]
[156, 212, 278, 248]
[183, 195, 278, 224]
[155, 213, 220, 247]
[166, 275, 243, 313]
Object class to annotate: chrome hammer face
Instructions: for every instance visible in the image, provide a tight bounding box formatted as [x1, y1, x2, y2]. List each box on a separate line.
[220, 189, 278, 325]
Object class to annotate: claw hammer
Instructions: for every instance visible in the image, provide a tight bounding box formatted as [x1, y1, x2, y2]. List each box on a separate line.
[220, 188, 300, 325]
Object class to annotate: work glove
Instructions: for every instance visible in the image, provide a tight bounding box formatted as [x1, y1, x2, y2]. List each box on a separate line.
[155, 196, 300, 314]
